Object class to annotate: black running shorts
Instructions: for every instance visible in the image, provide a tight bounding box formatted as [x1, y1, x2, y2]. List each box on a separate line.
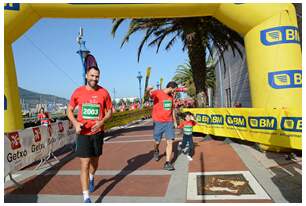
[75, 132, 104, 158]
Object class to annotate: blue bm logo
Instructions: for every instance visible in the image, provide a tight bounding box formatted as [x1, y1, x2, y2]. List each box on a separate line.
[248, 116, 277, 130]
[196, 114, 210, 124]
[4, 3, 20, 11]
[268, 70, 302, 89]
[226, 115, 246, 127]
[260, 26, 300, 46]
[210, 115, 224, 125]
[281, 117, 302, 132]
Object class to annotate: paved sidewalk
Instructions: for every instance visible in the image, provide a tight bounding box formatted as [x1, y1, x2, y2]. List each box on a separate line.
[4, 119, 302, 203]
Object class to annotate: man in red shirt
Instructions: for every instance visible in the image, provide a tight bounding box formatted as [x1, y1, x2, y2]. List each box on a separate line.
[147, 81, 178, 171]
[67, 66, 112, 203]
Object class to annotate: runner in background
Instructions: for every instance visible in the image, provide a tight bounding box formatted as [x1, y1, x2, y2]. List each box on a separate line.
[37, 107, 51, 126]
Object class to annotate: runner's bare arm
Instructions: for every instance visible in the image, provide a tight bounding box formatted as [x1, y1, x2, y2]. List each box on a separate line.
[173, 109, 177, 128]
[91, 109, 112, 132]
[67, 105, 83, 134]
[102, 108, 112, 123]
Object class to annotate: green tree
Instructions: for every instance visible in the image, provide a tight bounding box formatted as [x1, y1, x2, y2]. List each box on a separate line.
[173, 61, 216, 98]
[112, 17, 243, 107]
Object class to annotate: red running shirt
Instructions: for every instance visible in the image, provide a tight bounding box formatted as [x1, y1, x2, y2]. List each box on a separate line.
[69, 86, 112, 135]
[37, 113, 51, 125]
[178, 120, 197, 135]
[150, 90, 174, 122]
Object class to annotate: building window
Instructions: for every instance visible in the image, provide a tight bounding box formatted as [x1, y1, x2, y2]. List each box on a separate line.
[225, 88, 232, 107]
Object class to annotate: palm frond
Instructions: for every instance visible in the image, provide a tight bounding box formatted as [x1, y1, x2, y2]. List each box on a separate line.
[111, 18, 125, 38]
[137, 28, 155, 62]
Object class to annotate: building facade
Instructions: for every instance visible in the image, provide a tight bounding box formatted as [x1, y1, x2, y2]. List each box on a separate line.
[213, 43, 252, 108]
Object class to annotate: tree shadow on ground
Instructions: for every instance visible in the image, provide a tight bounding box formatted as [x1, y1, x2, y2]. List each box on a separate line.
[264, 129, 302, 203]
[95, 150, 154, 203]
[106, 125, 154, 139]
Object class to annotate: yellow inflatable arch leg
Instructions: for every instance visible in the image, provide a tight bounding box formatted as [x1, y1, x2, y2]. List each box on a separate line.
[215, 3, 301, 111]
[4, 43, 23, 132]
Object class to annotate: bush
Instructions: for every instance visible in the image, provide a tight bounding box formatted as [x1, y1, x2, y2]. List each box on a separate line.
[23, 107, 152, 130]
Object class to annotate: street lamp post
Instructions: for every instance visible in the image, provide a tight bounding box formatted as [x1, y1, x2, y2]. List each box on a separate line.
[76, 27, 90, 85]
[136, 72, 143, 109]
[156, 81, 160, 90]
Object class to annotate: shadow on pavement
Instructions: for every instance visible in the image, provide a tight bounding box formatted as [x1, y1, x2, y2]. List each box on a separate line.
[265, 151, 302, 203]
[264, 129, 302, 203]
[95, 150, 154, 202]
[170, 140, 180, 164]
[106, 125, 154, 139]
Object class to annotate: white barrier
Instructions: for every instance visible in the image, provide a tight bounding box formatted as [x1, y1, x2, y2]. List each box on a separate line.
[4, 120, 76, 177]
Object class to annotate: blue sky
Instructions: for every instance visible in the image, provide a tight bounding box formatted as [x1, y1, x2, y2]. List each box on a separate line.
[12, 18, 189, 100]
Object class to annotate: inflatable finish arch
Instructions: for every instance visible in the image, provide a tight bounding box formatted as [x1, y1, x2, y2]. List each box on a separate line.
[5, 4, 301, 133]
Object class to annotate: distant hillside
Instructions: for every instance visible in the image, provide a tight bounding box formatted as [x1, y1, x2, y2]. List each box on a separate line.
[19, 87, 69, 108]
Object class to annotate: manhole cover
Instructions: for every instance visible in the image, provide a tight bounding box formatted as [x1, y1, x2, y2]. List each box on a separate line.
[197, 174, 255, 195]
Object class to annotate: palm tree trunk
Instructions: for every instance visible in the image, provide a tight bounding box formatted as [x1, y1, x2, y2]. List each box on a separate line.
[182, 21, 208, 107]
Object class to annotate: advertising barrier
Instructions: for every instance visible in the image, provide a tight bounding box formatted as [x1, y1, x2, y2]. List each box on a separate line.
[4, 120, 76, 177]
[184, 108, 301, 150]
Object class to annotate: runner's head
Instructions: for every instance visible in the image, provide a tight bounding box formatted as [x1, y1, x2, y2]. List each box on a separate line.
[165, 81, 178, 95]
[184, 111, 193, 121]
[86, 66, 100, 89]
[39, 107, 45, 113]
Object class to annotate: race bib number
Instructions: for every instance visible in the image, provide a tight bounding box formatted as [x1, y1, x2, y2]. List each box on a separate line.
[163, 100, 172, 110]
[82, 103, 100, 120]
[184, 125, 193, 135]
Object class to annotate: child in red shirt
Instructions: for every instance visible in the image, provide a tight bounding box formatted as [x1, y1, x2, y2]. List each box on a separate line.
[177, 112, 197, 161]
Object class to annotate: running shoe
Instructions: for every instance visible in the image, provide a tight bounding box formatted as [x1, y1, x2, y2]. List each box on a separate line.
[163, 162, 175, 171]
[154, 149, 159, 161]
[84, 198, 92, 203]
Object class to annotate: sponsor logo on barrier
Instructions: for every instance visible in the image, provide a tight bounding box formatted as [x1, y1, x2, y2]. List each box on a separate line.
[210, 115, 224, 125]
[226, 115, 246, 127]
[31, 143, 45, 153]
[4, 3, 20, 11]
[7, 150, 27, 163]
[58, 122, 64, 133]
[32, 127, 44, 153]
[248, 116, 277, 130]
[48, 137, 56, 145]
[260, 26, 300, 46]
[7, 132, 21, 150]
[281, 117, 302, 132]
[196, 114, 210, 124]
[6, 132, 28, 162]
[32, 127, 42, 143]
[268, 70, 302, 89]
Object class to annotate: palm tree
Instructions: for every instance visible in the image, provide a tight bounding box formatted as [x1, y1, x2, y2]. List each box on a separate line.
[112, 17, 243, 107]
[173, 61, 216, 99]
